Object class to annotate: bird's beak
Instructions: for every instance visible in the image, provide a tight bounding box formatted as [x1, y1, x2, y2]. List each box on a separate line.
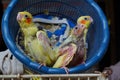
[90, 17, 93, 23]
[17, 12, 23, 21]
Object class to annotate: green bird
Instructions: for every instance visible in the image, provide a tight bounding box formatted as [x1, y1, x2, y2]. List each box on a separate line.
[17, 11, 56, 66]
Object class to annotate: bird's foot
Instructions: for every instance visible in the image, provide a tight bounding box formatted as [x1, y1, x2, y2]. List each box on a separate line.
[82, 61, 85, 64]
[38, 63, 46, 69]
[61, 67, 69, 74]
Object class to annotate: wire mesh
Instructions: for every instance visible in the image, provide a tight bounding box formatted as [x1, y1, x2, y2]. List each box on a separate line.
[0, 74, 108, 80]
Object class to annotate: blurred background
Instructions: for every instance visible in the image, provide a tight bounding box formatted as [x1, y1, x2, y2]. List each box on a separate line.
[0, 0, 120, 72]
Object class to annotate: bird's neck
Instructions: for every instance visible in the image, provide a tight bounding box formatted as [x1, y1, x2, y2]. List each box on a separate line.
[83, 28, 88, 43]
[21, 23, 38, 37]
[20, 22, 34, 28]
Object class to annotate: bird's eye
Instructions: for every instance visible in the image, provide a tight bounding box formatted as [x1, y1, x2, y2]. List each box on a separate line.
[84, 17, 89, 20]
[24, 15, 28, 18]
[75, 27, 78, 29]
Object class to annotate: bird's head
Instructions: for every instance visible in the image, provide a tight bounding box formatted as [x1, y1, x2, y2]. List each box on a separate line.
[71, 16, 93, 37]
[17, 11, 33, 27]
[77, 16, 93, 29]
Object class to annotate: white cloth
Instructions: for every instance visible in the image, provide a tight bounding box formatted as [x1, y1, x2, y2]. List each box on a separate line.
[0, 49, 24, 75]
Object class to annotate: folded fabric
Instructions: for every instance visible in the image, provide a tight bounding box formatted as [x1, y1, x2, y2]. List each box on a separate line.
[0, 49, 24, 75]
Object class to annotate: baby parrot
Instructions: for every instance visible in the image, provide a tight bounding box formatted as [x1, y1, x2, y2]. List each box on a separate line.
[17, 11, 56, 66]
[59, 16, 93, 48]
[68, 16, 93, 67]
[53, 16, 93, 68]
[77, 16, 93, 44]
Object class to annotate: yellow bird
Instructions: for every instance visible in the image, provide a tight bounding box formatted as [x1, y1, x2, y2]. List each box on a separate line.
[17, 11, 57, 66]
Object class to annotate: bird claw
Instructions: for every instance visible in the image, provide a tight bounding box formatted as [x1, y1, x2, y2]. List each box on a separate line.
[82, 62, 85, 64]
[61, 67, 69, 74]
[38, 63, 46, 69]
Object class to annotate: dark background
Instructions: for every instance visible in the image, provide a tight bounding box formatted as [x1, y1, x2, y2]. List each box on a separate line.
[95, 0, 120, 71]
[0, 0, 7, 51]
[0, 0, 120, 71]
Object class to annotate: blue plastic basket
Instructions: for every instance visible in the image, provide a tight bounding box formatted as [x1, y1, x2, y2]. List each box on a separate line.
[2, 0, 109, 74]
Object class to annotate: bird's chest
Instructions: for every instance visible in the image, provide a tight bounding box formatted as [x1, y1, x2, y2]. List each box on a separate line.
[25, 35, 36, 44]
[22, 28, 36, 37]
